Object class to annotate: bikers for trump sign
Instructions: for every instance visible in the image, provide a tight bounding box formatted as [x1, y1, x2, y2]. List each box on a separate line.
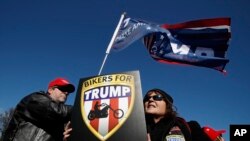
[69, 70, 147, 141]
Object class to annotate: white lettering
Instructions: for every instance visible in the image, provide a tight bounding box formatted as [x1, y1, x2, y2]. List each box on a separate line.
[85, 91, 91, 100]
[170, 42, 190, 55]
[234, 129, 241, 136]
[195, 47, 214, 57]
[234, 129, 247, 136]
[123, 18, 130, 28]
[123, 87, 130, 96]
[110, 86, 121, 97]
[99, 87, 109, 98]
[115, 21, 147, 41]
[91, 89, 99, 99]
[241, 129, 247, 136]
[84, 86, 131, 101]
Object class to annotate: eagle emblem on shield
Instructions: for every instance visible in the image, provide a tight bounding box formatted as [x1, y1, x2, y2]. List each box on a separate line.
[80, 74, 135, 141]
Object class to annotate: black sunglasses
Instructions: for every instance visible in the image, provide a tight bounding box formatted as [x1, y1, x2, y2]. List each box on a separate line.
[144, 94, 164, 102]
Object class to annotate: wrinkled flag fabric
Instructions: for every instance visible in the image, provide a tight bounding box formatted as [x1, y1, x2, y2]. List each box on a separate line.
[111, 15, 167, 52]
[143, 17, 231, 72]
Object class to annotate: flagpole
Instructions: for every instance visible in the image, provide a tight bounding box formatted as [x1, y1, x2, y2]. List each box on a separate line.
[98, 12, 126, 75]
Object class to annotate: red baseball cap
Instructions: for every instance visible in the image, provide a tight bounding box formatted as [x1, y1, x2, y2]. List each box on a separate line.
[48, 78, 75, 93]
[203, 126, 226, 141]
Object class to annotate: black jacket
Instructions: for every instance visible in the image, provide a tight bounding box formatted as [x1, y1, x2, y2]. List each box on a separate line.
[2, 91, 72, 141]
[147, 116, 192, 141]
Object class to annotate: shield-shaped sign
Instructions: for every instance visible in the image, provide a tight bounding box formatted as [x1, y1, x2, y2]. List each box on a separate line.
[80, 74, 135, 141]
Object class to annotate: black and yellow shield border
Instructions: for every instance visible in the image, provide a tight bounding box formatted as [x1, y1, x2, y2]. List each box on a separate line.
[80, 74, 135, 141]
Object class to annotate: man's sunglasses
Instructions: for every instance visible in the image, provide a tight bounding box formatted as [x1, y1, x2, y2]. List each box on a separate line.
[55, 87, 69, 93]
[144, 95, 164, 102]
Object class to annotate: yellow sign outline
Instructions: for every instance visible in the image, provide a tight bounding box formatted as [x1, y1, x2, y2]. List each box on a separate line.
[80, 74, 135, 141]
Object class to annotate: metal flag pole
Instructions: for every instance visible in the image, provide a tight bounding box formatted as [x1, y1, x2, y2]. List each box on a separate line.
[98, 12, 126, 75]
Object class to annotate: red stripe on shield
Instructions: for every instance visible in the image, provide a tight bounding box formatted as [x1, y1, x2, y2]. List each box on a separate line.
[108, 98, 119, 131]
[90, 100, 101, 132]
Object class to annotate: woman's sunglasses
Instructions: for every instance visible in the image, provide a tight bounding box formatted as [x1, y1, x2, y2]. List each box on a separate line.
[144, 94, 164, 102]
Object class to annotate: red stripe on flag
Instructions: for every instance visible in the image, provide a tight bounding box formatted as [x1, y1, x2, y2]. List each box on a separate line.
[90, 100, 100, 132]
[161, 18, 230, 29]
[108, 98, 119, 131]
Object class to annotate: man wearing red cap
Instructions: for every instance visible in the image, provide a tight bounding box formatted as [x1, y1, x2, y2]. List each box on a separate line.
[203, 126, 226, 141]
[2, 77, 75, 141]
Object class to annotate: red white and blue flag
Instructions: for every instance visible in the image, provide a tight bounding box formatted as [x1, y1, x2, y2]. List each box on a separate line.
[107, 13, 231, 73]
[143, 18, 231, 72]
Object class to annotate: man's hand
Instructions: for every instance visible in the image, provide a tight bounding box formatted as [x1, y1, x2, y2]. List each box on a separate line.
[63, 121, 72, 141]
